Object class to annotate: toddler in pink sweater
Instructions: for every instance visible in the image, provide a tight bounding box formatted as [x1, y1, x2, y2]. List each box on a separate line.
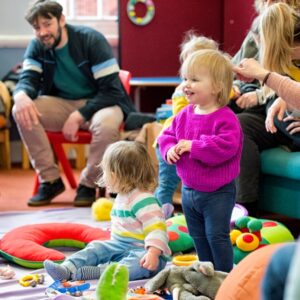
[158, 49, 243, 272]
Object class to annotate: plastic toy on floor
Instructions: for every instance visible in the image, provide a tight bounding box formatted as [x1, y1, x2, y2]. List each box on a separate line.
[145, 261, 227, 300]
[19, 273, 45, 287]
[127, 286, 167, 300]
[47, 280, 90, 297]
[230, 216, 294, 264]
[172, 254, 198, 266]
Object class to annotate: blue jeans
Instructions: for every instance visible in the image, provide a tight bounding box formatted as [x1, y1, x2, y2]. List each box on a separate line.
[64, 239, 167, 281]
[181, 181, 235, 272]
[261, 243, 296, 300]
[155, 146, 181, 205]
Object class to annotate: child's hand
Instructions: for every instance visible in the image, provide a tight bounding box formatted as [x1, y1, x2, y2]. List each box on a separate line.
[167, 146, 180, 164]
[140, 247, 161, 271]
[235, 91, 258, 109]
[284, 115, 300, 135]
[232, 85, 241, 99]
[175, 139, 192, 155]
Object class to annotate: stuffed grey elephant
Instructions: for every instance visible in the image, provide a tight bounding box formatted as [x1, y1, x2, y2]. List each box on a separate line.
[145, 261, 227, 300]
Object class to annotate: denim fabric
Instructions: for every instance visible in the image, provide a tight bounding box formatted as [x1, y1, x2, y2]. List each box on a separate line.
[261, 243, 296, 300]
[181, 181, 236, 272]
[155, 146, 181, 205]
[65, 239, 167, 281]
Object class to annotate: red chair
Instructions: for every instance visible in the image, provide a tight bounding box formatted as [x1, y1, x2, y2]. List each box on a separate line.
[33, 70, 132, 194]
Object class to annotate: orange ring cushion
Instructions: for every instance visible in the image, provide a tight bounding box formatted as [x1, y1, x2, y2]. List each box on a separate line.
[0, 223, 110, 269]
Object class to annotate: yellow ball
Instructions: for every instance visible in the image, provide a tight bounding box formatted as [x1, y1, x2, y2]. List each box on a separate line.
[230, 229, 242, 245]
[92, 197, 113, 221]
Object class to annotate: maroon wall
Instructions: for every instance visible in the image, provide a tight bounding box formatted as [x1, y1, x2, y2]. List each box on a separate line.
[119, 0, 223, 77]
[119, 0, 256, 111]
[223, 0, 257, 56]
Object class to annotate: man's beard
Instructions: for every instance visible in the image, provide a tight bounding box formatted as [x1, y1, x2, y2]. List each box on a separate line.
[41, 26, 62, 49]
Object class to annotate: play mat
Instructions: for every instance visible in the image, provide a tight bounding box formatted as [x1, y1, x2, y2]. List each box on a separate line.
[0, 206, 294, 300]
[0, 208, 165, 300]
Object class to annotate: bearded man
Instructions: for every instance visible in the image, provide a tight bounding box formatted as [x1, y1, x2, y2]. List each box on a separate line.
[13, 0, 135, 207]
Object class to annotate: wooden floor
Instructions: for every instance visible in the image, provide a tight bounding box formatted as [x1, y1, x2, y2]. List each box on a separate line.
[0, 167, 81, 211]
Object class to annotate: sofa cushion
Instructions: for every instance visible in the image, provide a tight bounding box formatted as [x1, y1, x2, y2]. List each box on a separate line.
[261, 147, 300, 180]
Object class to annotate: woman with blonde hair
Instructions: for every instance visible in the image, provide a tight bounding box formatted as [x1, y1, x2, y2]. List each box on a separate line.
[236, 2, 300, 216]
[232, 0, 300, 113]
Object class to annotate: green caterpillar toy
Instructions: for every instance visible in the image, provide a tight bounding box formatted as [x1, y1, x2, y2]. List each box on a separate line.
[96, 263, 129, 300]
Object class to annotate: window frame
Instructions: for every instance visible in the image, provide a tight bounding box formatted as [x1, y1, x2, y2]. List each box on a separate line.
[58, 0, 118, 45]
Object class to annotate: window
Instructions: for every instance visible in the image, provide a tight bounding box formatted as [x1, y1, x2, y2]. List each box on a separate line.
[57, 0, 118, 44]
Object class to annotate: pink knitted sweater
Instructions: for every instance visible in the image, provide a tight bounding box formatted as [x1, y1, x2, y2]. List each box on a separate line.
[158, 105, 243, 192]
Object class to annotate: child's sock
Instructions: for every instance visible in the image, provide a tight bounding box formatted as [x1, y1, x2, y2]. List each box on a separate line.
[44, 259, 72, 281]
[73, 266, 102, 280]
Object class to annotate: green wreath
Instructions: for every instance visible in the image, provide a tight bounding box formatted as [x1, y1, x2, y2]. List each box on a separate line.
[127, 0, 155, 26]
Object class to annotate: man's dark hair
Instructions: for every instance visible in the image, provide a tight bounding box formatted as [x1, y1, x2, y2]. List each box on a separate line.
[25, 0, 63, 25]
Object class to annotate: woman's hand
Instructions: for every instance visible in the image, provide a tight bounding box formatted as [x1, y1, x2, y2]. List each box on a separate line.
[265, 98, 287, 133]
[233, 58, 269, 82]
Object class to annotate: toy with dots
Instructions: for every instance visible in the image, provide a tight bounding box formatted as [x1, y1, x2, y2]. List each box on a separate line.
[230, 216, 294, 264]
[166, 214, 194, 254]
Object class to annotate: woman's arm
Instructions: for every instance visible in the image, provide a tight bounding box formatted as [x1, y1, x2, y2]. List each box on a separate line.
[233, 58, 300, 110]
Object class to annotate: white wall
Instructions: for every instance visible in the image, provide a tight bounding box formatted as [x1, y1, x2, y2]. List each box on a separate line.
[0, 1, 32, 40]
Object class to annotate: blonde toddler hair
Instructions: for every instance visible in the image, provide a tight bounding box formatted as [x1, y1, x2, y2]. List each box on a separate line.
[179, 31, 218, 63]
[180, 49, 233, 106]
[99, 141, 157, 194]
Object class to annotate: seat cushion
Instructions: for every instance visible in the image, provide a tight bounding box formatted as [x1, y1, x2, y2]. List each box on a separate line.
[261, 147, 300, 180]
